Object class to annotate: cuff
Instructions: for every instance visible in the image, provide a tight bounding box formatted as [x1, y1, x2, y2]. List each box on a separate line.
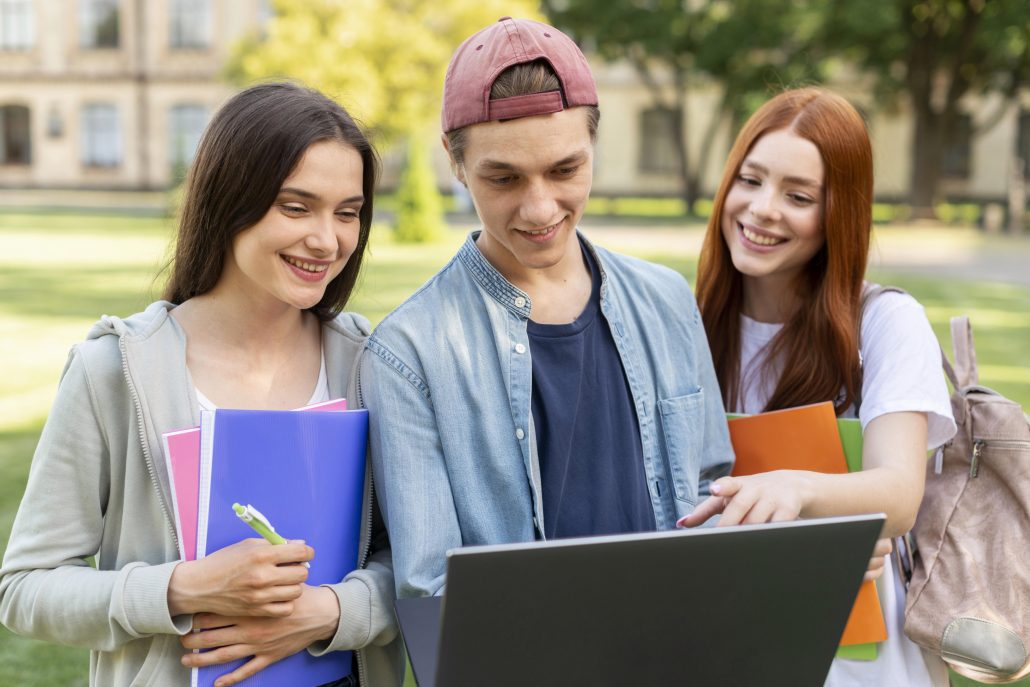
[121, 561, 194, 636]
[308, 578, 372, 656]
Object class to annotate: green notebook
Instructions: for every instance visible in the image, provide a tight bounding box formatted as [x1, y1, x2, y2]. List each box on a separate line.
[834, 417, 878, 661]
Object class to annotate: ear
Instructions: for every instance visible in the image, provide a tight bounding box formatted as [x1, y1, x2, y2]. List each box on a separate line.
[441, 133, 467, 186]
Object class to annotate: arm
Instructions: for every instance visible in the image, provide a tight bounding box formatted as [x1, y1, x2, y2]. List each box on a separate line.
[0, 350, 191, 650]
[362, 339, 462, 598]
[690, 300, 736, 497]
[681, 411, 927, 536]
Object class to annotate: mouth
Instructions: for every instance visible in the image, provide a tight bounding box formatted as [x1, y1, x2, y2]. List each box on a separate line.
[281, 254, 333, 281]
[515, 220, 562, 243]
[738, 222, 787, 247]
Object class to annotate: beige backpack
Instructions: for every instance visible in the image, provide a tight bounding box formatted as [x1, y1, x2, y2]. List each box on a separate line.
[903, 316, 1030, 683]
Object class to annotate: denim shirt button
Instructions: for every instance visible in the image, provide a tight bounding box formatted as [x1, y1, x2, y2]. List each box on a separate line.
[514, 343, 526, 354]
[514, 296, 526, 308]
[515, 428, 525, 440]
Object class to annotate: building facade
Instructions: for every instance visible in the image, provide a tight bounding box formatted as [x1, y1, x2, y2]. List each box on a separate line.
[0, 0, 266, 191]
[1, 0, 1026, 203]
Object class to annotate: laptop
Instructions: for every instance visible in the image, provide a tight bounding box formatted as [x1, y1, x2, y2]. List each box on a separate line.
[395, 514, 884, 687]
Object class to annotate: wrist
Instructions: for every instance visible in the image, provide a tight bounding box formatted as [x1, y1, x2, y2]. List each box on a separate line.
[166, 561, 200, 616]
[791, 470, 818, 517]
[305, 585, 341, 642]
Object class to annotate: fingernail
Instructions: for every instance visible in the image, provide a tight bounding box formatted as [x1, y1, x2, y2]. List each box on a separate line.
[711, 484, 721, 494]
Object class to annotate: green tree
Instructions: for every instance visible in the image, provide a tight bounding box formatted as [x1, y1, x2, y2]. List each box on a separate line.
[546, 0, 823, 211]
[227, 0, 541, 239]
[395, 129, 446, 242]
[820, 0, 1029, 218]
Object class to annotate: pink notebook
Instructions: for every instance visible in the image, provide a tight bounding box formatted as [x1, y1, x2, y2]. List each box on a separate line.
[161, 397, 348, 561]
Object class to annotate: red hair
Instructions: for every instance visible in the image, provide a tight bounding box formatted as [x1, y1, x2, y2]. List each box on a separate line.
[695, 88, 872, 414]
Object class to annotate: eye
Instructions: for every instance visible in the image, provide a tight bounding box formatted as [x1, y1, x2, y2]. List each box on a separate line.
[788, 193, 816, 206]
[554, 165, 579, 177]
[336, 208, 360, 221]
[489, 175, 516, 186]
[279, 203, 307, 215]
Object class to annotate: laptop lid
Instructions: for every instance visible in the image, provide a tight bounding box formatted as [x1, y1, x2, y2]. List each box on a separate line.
[396, 513, 884, 687]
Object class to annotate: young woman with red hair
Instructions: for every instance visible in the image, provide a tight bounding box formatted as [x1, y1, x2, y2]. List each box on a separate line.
[684, 88, 956, 685]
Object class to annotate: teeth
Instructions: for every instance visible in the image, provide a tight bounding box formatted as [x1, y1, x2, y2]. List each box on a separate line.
[741, 225, 783, 246]
[522, 224, 556, 235]
[284, 256, 328, 272]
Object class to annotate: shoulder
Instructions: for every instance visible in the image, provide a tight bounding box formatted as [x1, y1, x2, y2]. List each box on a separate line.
[860, 285, 930, 342]
[325, 311, 372, 343]
[369, 254, 465, 345]
[593, 244, 691, 291]
[73, 302, 175, 383]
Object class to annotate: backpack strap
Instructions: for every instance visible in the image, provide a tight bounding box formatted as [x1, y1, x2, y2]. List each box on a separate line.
[948, 316, 979, 389]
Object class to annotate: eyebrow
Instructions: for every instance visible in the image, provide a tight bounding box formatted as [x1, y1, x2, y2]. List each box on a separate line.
[742, 161, 822, 189]
[279, 187, 364, 204]
[476, 150, 590, 173]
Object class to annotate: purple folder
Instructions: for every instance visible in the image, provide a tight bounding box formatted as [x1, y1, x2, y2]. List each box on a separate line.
[194, 408, 368, 687]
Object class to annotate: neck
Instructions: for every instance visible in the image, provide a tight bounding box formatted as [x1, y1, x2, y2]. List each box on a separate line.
[173, 280, 312, 355]
[479, 231, 592, 325]
[741, 273, 802, 324]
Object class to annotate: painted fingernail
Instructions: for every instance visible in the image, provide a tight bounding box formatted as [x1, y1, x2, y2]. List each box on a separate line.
[711, 484, 721, 494]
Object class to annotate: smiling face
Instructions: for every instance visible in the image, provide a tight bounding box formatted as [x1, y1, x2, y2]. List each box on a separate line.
[721, 128, 826, 297]
[451, 106, 594, 282]
[220, 140, 364, 312]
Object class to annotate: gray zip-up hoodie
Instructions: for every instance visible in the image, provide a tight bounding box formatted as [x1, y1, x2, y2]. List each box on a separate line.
[0, 302, 403, 686]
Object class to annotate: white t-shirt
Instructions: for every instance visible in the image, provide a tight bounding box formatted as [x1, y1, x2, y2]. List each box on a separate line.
[735, 284, 956, 687]
[196, 348, 330, 411]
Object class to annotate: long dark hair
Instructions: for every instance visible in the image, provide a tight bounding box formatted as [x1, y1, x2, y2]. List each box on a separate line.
[163, 81, 380, 320]
[695, 88, 872, 414]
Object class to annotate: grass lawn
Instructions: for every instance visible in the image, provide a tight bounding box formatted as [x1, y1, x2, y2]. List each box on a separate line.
[1, 212, 1028, 686]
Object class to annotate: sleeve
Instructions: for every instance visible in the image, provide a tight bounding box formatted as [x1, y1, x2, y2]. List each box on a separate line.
[858, 292, 957, 449]
[310, 501, 398, 653]
[360, 338, 462, 599]
[690, 296, 736, 497]
[0, 349, 190, 651]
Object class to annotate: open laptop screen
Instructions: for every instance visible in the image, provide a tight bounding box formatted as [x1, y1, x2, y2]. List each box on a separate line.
[397, 514, 883, 687]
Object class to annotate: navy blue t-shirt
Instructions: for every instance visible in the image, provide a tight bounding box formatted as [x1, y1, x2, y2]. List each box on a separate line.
[528, 242, 656, 539]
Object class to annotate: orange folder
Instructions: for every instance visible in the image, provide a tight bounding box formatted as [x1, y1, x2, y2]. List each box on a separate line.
[727, 401, 888, 647]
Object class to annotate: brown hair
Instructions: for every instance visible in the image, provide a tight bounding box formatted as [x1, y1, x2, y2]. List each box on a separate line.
[695, 87, 872, 414]
[445, 59, 600, 165]
[163, 82, 380, 321]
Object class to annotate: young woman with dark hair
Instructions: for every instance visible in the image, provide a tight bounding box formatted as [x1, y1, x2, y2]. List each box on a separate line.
[0, 82, 401, 687]
[684, 88, 956, 686]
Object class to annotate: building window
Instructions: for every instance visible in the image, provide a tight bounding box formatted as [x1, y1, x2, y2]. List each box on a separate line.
[170, 0, 211, 49]
[941, 114, 972, 180]
[169, 104, 207, 176]
[79, 0, 120, 48]
[0, 104, 31, 165]
[638, 107, 681, 174]
[81, 104, 121, 167]
[0, 0, 34, 50]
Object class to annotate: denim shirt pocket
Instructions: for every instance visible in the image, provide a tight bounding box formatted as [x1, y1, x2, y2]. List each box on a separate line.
[658, 389, 705, 505]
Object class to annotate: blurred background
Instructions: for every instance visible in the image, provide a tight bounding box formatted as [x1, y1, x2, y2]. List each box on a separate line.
[0, 1, 1028, 685]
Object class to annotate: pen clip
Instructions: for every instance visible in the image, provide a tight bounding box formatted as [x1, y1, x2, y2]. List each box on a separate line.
[245, 504, 276, 533]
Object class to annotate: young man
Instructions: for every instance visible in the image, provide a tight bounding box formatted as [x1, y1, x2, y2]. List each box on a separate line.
[361, 17, 733, 598]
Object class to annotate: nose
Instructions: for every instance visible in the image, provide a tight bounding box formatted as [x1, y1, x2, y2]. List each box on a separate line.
[518, 177, 559, 228]
[750, 186, 782, 222]
[304, 211, 339, 257]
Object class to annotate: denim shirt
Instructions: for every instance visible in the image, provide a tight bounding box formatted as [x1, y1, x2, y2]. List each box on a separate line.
[360, 232, 734, 598]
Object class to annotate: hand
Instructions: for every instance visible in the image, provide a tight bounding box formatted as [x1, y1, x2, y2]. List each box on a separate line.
[864, 538, 893, 582]
[168, 538, 314, 618]
[180, 585, 341, 687]
[676, 472, 808, 528]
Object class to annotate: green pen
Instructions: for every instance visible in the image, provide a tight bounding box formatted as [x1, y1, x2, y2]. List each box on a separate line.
[232, 502, 310, 568]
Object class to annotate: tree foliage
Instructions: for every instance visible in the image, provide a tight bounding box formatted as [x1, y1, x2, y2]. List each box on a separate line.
[227, 0, 542, 145]
[546, 0, 824, 209]
[818, 0, 1029, 215]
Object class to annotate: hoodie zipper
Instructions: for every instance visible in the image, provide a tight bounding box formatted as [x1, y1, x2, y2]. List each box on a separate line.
[119, 337, 180, 552]
[354, 358, 374, 686]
